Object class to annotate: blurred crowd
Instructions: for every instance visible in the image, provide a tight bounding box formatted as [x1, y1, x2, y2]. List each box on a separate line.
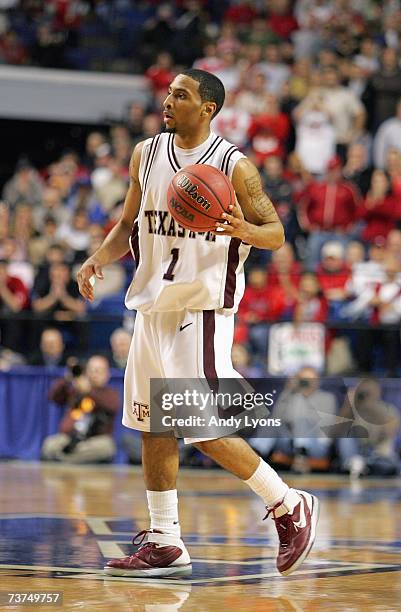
[1, 0, 401, 376]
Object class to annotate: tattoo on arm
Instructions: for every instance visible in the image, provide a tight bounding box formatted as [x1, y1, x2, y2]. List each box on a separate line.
[244, 174, 276, 221]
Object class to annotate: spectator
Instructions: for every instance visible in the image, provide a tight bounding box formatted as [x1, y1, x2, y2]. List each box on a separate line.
[364, 46, 401, 129]
[354, 37, 380, 78]
[261, 156, 299, 244]
[2, 159, 43, 209]
[293, 272, 327, 323]
[342, 142, 372, 196]
[247, 93, 290, 164]
[109, 328, 131, 369]
[258, 43, 291, 95]
[214, 49, 241, 92]
[212, 90, 251, 149]
[56, 208, 90, 260]
[41, 355, 120, 463]
[145, 52, 175, 94]
[29, 328, 66, 368]
[268, 243, 300, 311]
[126, 102, 147, 142]
[33, 186, 70, 230]
[316, 241, 350, 318]
[267, 0, 298, 41]
[345, 241, 365, 267]
[239, 267, 286, 357]
[386, 228, 401, 262]
[251, 366, 337, 472]
[373, 98, 401, 168]
[31, 262, 86, 352]
[293, 89, 336, 174]
[234, 71, 270, 117]
[300, 156, 361, 268]
[318, 65, 366, 158]
[0, 29, 28, 65]
[231, 342, 265, 378]
[0, 259, 29, 351]
[338, 379, 400, 477]
[358, 169, 399, 243]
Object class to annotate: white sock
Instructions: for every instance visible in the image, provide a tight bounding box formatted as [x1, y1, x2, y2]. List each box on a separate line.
[243, 458, 299, 510]
[146, 489, 181, 538]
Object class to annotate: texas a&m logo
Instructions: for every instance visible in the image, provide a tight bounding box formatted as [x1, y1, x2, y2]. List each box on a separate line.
[133, 401, 150, 421]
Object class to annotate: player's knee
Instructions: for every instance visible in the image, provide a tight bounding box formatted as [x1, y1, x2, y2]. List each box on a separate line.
[192, 440, 215, 455]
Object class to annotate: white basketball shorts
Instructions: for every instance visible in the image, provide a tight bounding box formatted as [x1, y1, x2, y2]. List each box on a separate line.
[123, 309, 241, 443]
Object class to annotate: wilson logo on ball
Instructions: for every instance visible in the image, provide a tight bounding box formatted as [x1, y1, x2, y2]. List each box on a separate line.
[169, 197, 195, 222]
[176, 175, 212, 211]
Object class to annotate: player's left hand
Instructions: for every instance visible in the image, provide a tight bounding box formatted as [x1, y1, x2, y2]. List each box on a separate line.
[213, 198, 251, 241]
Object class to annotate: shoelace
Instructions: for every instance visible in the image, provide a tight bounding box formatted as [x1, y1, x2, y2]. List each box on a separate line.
[263, 507, 292, 549]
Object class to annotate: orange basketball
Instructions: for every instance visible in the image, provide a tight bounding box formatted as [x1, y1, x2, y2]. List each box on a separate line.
[167, 164, 235, 232]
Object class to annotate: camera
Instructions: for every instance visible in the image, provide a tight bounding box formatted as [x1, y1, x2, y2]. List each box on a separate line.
[355, 390, 368, 402]
[67, 360, 84, 378]
[298, 378, 311, 389]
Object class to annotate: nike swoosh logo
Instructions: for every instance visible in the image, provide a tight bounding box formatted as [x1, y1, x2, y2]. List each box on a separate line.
[179, 322, 193, 332]
[292, 498, 308, 531]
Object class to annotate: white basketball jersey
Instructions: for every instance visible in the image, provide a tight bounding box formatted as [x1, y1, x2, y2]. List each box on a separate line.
[125, 131, 251, 314]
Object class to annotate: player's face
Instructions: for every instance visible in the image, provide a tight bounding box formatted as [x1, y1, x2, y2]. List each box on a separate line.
[163, 75, 206, 133]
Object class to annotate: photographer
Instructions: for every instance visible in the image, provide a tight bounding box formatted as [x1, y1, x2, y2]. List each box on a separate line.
[251, 367, 337, 472]
[337, 378, 400, 477]
[41, 355, 120, 463]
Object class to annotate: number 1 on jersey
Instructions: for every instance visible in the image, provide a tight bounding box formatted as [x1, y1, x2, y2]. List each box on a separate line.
[163, 248, 180, 281]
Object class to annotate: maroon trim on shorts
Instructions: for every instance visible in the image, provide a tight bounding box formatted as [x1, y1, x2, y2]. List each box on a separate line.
[202, 310, 219, 394]
[131, 220, 140, 265]
[223, 238, 241, 308]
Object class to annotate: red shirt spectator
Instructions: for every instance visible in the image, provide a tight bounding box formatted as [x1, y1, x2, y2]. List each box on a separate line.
[145, 52, 175, 93]
[316, 242, 350, 303]
[357, 170, 401, 242]
[239, 269, 286, 323]
[248, 94, 290, 163]
[267, 4, 298, 39]
[0, 262, 29, 312]
[302, 161, 361, 231]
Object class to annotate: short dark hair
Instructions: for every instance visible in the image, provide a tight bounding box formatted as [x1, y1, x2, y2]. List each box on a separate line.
[180, 68, 225, 118]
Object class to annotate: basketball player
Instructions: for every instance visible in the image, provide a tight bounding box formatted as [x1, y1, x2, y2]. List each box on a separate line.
[77, 69, 319, 578]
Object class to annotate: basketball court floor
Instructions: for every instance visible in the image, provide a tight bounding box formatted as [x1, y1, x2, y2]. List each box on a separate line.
[1, 461, 400, 611]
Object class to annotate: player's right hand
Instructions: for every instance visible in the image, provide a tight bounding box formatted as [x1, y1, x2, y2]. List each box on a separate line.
[76, 259, 104, 302]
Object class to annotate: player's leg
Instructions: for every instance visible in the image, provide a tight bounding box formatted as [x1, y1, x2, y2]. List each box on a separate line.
[105, 313, 191, 577]
[191, 310, 319, 576]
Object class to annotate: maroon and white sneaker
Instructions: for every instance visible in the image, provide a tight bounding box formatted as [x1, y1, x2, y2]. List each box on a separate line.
[104, 529, 192, 578]
[265, 488, 319, 576]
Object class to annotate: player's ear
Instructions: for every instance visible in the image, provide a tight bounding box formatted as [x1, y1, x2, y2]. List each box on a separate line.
[202, 102, 216, 118]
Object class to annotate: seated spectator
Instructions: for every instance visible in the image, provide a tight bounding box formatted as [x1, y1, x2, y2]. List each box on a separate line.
[342, 143, 372, 196]
[345, 241, 365, 267]
[316, 241, 350, 318]
[261, 156, 299, 243]
[239, 267, 286, 358]
[109, 328, 131, 369]
[2, 158, 43, 209]
[234, 71, 270, 117]
[33, 186, 70, 231]
[358, 169, 399, 244]
[293, 90, 336, 174]
[0, 345, 26, 371]
[56, 208, 90, 261]
[212, 89, 251, 149]
[250, 366, 336, 472]
[300, 156, 361, 268]
[32, 262, 84, 322]
[258, 43, 291, 95]
[267, 0, 298, 41]
[345, 255, 401, 374]
[338, 378, 400, 477]
[386, 148, 401, 198]
[373, 98, 401, 169]
[268, 243, 300, 312]
[231, 342, 265, 378]
[247, 93, 290, 164]
[29, 328, 67, 368]
[29, 216, 59, 266]
[293, 272, 327, 323]
[0, 259, 29, 352]
[41, 356, 120, 463]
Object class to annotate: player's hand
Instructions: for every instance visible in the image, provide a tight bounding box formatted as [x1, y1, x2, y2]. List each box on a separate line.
[213, 198, 251, 241]
[76, 259, 104, 302]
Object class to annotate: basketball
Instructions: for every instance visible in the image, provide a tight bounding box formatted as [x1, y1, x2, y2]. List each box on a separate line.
[167, 164, 235, 232]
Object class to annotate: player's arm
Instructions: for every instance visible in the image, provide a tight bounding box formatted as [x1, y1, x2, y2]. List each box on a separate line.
[77, 141, 144, 301]
[215, 158, 285, 250]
